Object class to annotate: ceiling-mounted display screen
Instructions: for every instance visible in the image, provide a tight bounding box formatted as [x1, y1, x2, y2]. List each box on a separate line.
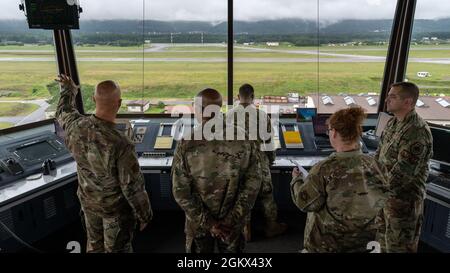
[23, 0, 81, 29]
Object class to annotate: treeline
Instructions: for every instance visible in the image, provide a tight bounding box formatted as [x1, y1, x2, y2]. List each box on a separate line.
[1, 31, 449, 47]
[1, 17, 450, 46]
[0, 33, 53, 44]
[1, 32, 393, 47]
[1, 17, 450, 35]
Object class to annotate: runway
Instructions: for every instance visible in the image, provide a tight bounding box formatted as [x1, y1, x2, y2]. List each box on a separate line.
[0, 43, 448, 63]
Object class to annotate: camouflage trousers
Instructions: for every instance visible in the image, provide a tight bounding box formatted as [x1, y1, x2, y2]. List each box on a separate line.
[258, 161, 278, 222]
[83, 209, 137, 253]
[376, 197, 424, 253]
[186, 232, 245, 253]
[247, 155, 278, 224]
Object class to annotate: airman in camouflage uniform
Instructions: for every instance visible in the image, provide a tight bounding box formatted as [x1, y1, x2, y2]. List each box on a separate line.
[291, 150, 390, 252]
[172, 88, 262, 253]
[375, 82, 433, 253]
[56, 75, 152, 253]
[226, 84, 287, 239]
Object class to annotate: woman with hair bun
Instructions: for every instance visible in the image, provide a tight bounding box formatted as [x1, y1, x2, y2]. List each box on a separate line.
[291, 107, 390, 252]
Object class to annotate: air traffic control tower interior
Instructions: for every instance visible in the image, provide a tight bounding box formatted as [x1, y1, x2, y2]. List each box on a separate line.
[0, 0, 449, 253]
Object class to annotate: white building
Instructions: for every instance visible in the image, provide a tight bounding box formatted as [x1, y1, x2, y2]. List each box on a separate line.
[266, 42, 279, 46]
[126, 100, 150, 112]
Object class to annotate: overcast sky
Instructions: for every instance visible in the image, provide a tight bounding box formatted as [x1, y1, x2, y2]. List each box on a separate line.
[2, 0, 449, 21]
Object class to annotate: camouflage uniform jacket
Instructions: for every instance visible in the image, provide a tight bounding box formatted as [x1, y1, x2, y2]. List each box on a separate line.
[172, 121, 262, 235]
[375, 109, 433, 201]
[291, 149, 390, 252]
[226, 103, 276, 165]
[56, 86, 152, 223]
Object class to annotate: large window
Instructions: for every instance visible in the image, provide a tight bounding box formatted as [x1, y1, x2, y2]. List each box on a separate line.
[144, 0, 227, 114]
[233, 0, 395, 115]
[0, 0, 58, 129]
[234, 0, 318, 115]
[317, 0, 396, 114]
[405, 0, 450, 126]
[72, 0, 145, 114]
[71, 0, 228, 115]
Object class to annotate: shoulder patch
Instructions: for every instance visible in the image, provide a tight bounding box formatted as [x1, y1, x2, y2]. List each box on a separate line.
[300, 191, 310, 203]
[410, 142, 424, 155]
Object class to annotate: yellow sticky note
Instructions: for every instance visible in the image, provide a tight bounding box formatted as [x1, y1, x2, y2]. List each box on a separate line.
[283, 131, 302, 144]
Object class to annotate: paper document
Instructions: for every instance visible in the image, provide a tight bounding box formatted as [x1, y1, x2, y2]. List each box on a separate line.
[290, 160, 309, 177]
[154, 136, 173, 149]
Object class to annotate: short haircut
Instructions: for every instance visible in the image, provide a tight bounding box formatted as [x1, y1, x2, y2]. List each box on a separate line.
[239, 83, 254, 99]
[196, 88, 222, 108]
[391, 82, 420, 105]
[95, 80, 121, 98]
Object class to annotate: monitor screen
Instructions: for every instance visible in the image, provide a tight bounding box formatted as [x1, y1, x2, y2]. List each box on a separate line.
[54, 119, 65, 140]
[24, 0, 80, 29]
[115, 123, 128, 134]
[430, 127, 450, 164]
[375, 112, 392, 138]
[16, 141, 57, 161]
[296, 108, 317, 122]
[162, 125, 173, 136]
[284, 124, 296, 131]
[312, 114, 331, 136]
[115, 120, 132, 138]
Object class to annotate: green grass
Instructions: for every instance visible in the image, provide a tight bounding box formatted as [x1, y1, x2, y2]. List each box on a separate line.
[0, 45, 142, 51]
[0, 45, 54, 50]
[246, 43, 318, 51]
[320, 48, 450, 58]
[319, 44, 450, 58]
[409, 50, 450, 58]
[0, 51, 55, 57]
[0, 62, 57, 97]
[166, 46, 227, 51]
[75, 45, 143, 51]
[1, 60, 449, 101]
[0, 102, 39, 116]
[0, 51, 325, 59]
[0, 122, 14, 129]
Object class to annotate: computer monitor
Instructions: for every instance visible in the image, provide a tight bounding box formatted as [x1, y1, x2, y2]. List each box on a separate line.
[283, 124, 296, 131]
[296, 108, 317, 122]
[430, 127, 450, 166]
[115, 119, 133, 138]
[375, 112, 392, 138]
[312, 114, 331, 136]
[161, 124, 173, 136]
